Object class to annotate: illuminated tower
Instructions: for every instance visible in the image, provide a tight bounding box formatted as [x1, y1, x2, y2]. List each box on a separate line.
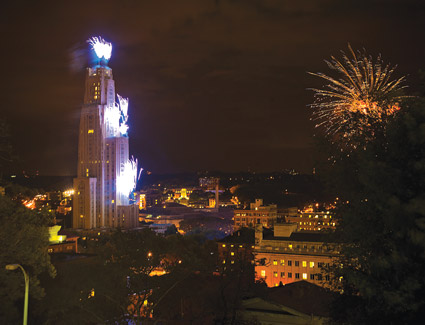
[73, 37, 139, 229]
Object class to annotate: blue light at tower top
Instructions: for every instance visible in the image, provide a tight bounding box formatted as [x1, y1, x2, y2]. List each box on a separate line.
[88, 36, 112, 64]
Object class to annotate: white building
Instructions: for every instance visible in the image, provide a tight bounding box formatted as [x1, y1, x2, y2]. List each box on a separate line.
[73, 37, 139, 229]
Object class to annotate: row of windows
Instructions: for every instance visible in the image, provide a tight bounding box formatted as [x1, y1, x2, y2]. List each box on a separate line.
[297, 221, 335, 226]
[266, 244, 331, 251]
[260, 269, 330, 281]
[275, 271, 329, 281]
[299, 214, 332, 219]
[235, 218, 272, 225]
[235, 216, 274, 222]
[235, 213, 276, 217]
[222, 244, 254, 248]
[271, 259, 329, 268]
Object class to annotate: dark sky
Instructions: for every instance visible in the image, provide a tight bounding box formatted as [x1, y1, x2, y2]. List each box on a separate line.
[1, 0, 425, 176]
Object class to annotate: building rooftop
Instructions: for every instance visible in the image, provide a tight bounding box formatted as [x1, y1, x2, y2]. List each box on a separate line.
[263, 230, 331, 243]
[263, 281, 335, 317]
[218, 227, 255, 244]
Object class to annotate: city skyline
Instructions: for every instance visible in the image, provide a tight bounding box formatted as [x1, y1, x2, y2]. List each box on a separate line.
[1, 0, 425, 175]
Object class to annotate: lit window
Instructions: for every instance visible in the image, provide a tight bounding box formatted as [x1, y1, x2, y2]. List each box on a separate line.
[273, 260, 277, 266]
[261, 270, 266, 277]
[310, 262, 314, 268]
[288, 244, 293, 249]
[88, 129, 94, 134]
[222, 260, 226, 264]
[273, 272, 278, 277]
[222, 244, 226, 248]
[302, 261, 307, 267]
[231, 252, 235, 256]
[302, 273, 307, 279]
[280, 259, 285, 265]
[231, 261, 234, 264]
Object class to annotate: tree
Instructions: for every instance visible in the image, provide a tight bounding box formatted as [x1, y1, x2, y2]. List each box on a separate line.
[325, 98, 425, 324]
[0, 195, 55, 323]
[0, 119, 15, 179]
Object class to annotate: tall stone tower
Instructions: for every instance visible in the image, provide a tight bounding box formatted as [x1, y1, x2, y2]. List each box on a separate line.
[73, 37, 139, 229]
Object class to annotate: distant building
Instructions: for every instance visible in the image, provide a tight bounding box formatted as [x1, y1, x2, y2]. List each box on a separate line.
[233, 199, 277, 229]
[48, 225, 79, 254]
[255, 223, 339, 288]
[138, 190, 163, 209]
[285, 211, 336, 231]
[149, 223, 176, 235]
[199, 177, 219, 211]
[217, 228, 255, 269]
[173, 188, 193, 200]
[47, 191, 62, 201]
[139, 193, 147, 210]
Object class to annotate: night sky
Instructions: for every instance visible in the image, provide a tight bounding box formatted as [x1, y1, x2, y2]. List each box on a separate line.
[1, 0, 425, 176]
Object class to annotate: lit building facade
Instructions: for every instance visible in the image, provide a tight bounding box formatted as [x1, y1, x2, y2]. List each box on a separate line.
[217, 228, 255, 270]
[234, 199, 277, 229]
[255, 224, 339, 288]
[284, 211, 336, 231]
[73, 37, 139, 229]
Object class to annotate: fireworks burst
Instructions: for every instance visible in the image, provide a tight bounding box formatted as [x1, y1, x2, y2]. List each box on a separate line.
[309, 45, 407, 147]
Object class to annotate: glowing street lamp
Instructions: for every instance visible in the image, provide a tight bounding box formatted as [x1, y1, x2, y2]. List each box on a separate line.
[5, 264, 29, 325]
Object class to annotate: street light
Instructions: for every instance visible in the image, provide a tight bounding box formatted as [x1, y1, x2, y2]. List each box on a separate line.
[5, 264, 29, 325]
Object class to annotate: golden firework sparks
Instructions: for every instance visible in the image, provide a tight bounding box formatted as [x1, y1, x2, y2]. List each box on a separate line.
[309, 45, 406, 146]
